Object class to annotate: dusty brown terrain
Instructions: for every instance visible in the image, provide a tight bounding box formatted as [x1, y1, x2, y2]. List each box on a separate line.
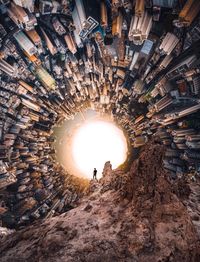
[0, 142, 200, 262]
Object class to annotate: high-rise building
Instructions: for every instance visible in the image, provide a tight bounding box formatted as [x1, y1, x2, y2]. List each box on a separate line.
[72, 0, 100, 40]
[174, 0, 200, 27]
[64, 34, 77, 54]
[40, 28, 57, 55]
[100, 1, 108, 29]
[153, 0, 177, 8]
[8, 1, 37, 30]
[159, 33, 179, 55]
[112, 11, 123, 38]
[39, 0, 53, 14]
[0, 59, 18, 77]
[167, 55, 197, 79]
[13, 0, 35, 13]
[129, 11, 152, 45]
[35, 66, 56, 90]
[14, 30, 38, 57]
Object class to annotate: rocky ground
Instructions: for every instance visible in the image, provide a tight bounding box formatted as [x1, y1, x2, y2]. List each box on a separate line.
[0, 142, 200, 262]
[183, 181, 200, 237]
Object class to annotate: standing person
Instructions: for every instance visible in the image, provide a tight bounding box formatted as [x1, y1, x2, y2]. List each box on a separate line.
[93, 168, 97, 180]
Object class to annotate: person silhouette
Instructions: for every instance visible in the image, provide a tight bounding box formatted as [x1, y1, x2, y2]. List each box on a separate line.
[93, 168, 97, 180]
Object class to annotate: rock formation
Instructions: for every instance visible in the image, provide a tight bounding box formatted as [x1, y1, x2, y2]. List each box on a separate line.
[0, 142, 200, 262]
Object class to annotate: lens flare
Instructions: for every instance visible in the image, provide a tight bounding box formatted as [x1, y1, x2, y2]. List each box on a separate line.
[71, 120, 128, 179]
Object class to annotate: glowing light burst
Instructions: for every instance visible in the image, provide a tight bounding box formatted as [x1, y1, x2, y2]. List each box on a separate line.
[71, 120, 128, 179]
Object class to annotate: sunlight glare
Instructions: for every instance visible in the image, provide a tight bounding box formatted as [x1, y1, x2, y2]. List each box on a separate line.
[71, 120, 128, 179]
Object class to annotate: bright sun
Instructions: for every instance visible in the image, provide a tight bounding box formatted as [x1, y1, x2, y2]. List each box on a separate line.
[71, 120, 128, 179]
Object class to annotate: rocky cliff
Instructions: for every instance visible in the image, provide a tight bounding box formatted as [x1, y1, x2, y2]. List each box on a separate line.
[0, 142, 200, 262]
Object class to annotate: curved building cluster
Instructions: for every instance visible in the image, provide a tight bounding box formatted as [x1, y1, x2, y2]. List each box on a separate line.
[0, 0, 200, 228]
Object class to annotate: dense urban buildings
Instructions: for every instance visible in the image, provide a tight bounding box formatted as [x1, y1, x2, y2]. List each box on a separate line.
[0, 0, 200, 234]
